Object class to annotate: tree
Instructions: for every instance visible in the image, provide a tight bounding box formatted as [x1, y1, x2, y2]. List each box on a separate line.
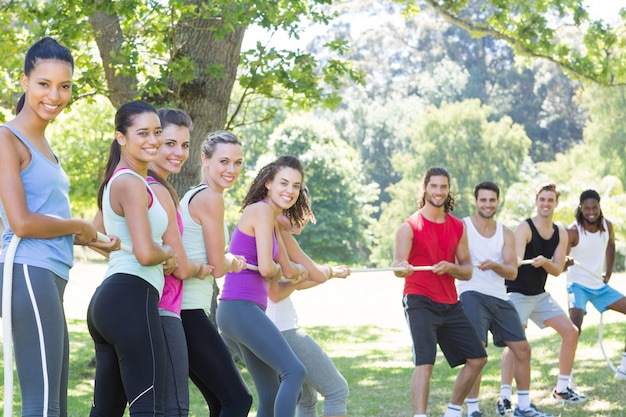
[266, 113, 378, 264]
[0, 0, 363, 195]
[407, 0, 626, 86]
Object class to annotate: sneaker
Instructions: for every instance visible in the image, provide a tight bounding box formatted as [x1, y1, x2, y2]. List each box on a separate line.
[496, 397, 513, 416]
[468, 411, 484, 417]
[552, 387, 587, 403]
[513, 403, 554, 417]
[615, 365, 626, 381]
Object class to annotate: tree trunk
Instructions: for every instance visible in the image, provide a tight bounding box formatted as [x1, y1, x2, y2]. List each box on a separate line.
[88, 10, 138, 108]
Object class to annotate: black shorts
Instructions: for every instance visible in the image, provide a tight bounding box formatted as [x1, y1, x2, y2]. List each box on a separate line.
[403, 294, 487, 367]
[460, 291, 527, 348]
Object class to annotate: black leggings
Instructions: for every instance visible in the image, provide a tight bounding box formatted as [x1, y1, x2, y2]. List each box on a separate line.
[87, 273, 166, 417]
[181, 309, 252, 417]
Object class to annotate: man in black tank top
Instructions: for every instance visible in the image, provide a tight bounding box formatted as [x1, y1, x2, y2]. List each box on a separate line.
[502, 183, 587, 414]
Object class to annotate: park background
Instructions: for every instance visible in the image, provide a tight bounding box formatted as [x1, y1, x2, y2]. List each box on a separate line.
[3, 0, 626, 415]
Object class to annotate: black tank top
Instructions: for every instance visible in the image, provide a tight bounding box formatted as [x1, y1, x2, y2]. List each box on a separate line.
[506, 218, 559, 295]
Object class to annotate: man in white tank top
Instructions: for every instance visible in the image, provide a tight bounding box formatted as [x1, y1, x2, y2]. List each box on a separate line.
[566, 189, 626, 381]
[459, 182, 552, 417]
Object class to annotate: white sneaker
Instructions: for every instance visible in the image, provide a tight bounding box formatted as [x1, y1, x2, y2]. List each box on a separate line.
[615, 365, 626, 381]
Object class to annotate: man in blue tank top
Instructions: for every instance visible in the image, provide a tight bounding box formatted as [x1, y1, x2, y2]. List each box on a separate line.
[503, 183, 586, 411]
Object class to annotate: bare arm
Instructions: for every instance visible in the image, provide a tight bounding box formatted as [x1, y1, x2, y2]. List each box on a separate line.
[392, 222, 414, 277]
[151, 183, 211, 279]
[109, 174, 173, 266]
[513, 221, 531, 264]
[238, 203, 281, 278]
[564, 224, 579, 268]
[0, 129, 97, 243]
[190, 189, 239, 278]
[539, 226, 568, 276]
[605, 219, 616, 283]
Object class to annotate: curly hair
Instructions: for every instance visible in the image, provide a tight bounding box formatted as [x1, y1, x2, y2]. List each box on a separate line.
[242, 155, 310, 226]
[418, 166, 456, 213]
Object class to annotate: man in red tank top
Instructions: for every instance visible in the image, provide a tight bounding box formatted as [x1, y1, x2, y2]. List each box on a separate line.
[393, 167, 487, 417]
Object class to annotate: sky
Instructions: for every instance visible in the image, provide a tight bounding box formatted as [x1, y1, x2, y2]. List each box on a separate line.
[242, 1, 626, 52]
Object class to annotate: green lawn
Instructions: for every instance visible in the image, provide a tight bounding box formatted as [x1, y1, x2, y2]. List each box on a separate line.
[2, 266, 626, 416]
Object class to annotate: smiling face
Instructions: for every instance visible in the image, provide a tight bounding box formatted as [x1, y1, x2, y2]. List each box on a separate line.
[201, 142, 243, 192]
[424, 175, 449, 209]
[151, 124, 190, 179]
[265, 167, 302, 211]
[116, 112, 163, 164]
[21, 59, 73, 122]
[579, 197, 601, 225]
[475, 188, 499, 219]
[535, 189, 558, 218]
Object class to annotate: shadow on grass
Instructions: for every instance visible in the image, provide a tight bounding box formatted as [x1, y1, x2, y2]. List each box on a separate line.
[2, 319, 625, 417]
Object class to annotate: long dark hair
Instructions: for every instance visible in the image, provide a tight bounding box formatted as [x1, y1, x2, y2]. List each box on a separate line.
[16, 37, 74, 114]
[242, 155, 309, 226]
[97, 100, 158, 209]
[418, 166, 456, 213]
[146, 108, 194, 207]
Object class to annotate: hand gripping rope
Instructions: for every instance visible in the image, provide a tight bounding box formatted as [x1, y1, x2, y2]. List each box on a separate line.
[2, 230, 130, 417]
[571, 259, 619, 373]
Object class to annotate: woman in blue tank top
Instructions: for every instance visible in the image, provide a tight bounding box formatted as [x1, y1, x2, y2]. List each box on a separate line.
[0, 37, 107, 417]
[87, 100, 176, 417]
[216, 155, 310, 417]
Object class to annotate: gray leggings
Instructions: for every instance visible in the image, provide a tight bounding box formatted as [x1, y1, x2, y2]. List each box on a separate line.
[282, 328, 349, 417]
[160, 315, 189, 417]
[216, 300, 306, 417]
[0, 264, 69, 417]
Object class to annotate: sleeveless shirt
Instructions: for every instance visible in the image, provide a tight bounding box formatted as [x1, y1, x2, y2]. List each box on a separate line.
[506, 218, 559, 296]
[566, 219, 608, 290]
[103, 169, 168, 296]
[0, 125, 73, 279]
[404, 211, 464, 304]
[179, 184, 228, 311]
[220, 225, 278, 309]
[458, 217, 508, 300]
[146, 177, 185, 315]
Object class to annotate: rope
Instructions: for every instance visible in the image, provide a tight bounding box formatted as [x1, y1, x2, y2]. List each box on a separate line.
[572, 259, 619, 373]
[331, 259, 534, 275]
[3, 234, 20, 417]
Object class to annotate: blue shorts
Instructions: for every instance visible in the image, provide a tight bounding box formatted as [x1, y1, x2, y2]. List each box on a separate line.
[403, 294, 487, 368]
[460, 291, 526, 348]
[567, 282, 624, 314]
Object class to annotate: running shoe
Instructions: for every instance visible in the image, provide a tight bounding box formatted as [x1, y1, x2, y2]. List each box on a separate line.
[552, 387, 587, 403]
[496, 397, 513, 416]
[615, 365, 626, 381]
[513, 403, 554, 417]
[468, 411, 484, 417]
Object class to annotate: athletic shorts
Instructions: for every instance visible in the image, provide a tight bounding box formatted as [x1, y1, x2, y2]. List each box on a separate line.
[460, 291, 526, 348]
[567, 282, 625, 314]
[508, 291, 564, 329]
[403, 294, 487, 367]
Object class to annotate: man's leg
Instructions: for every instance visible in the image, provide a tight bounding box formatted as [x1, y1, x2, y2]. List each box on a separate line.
[605, 297, 626, 377]
[544, 314, 578, 378]
[450, 357, 488, 406]
[411, 364, 433, 414]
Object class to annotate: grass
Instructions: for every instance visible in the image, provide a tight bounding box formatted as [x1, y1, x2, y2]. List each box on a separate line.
[2, 264, 626, 416]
